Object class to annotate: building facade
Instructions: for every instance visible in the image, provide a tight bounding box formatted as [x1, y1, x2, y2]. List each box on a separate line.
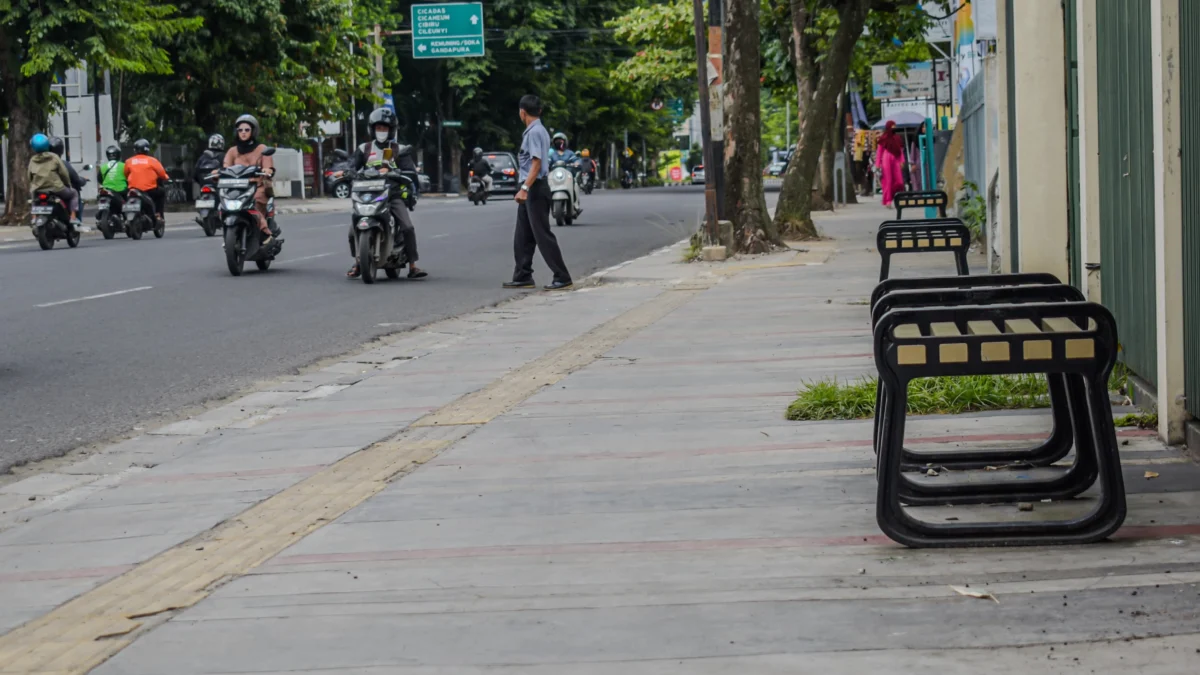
[982, 0, 1200, 452]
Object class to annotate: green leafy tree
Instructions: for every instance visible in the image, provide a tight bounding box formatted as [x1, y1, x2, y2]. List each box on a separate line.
[607, 0, 695, 93]
[771, 0, 940, 238]
[119, 0, 384, 149]
[0, 0, 198, 224]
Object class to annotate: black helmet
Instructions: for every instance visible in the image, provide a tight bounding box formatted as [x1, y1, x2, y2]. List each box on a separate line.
[368, 107, 398, 134]
[207, 133, 225, 152]
[473, 147, 483, 159]
[105, 145, 121, 161]
[133, 139, 151, 155]
[234, 114, 259, 138]
[48, 136, 65, 157]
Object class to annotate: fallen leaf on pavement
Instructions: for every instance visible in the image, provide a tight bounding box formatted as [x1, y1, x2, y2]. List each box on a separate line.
[1144, 471, 1160, 479]
[950, 586, 999, 603]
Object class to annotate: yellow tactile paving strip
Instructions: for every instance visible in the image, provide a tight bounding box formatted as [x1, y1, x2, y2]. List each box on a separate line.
[0, 281, 712, 674]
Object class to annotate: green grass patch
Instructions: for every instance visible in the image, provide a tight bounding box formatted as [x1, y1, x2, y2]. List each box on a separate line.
[787, 365, 1136, 421]
[1113, 412, 1157, 429]
[786, 374, 1052, 421]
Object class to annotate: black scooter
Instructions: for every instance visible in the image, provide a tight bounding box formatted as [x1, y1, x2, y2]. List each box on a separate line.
[218, 147, 282, 276]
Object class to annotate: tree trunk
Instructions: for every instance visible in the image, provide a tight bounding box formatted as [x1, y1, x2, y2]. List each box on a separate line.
[722, 0, 779, 252]
[0, 32, 48, 226]
[818, 132, 834, 207]
[774, 0, 870, 239]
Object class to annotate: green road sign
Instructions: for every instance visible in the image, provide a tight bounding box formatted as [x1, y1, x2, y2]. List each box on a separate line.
[413, 2, 485, 59]
[443, 120, 463, 128]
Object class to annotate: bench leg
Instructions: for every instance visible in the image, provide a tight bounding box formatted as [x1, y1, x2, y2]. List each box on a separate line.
[954, 251, 969, 276]
[878, 254, 891, 282]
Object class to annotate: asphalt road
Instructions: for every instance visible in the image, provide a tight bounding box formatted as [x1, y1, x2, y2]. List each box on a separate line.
[0, 187, 703, 471]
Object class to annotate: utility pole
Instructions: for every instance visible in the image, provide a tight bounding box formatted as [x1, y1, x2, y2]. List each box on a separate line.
[691, 0, 718, 243]
[786, 100, 791, 149]
[373, 25, 383, 99]
[709, 0, 725, 220]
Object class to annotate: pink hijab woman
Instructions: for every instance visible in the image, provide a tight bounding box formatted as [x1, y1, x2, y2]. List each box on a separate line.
[875, 120, 905, 207]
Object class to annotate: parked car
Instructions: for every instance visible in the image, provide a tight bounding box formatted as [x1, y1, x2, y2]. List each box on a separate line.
[483, 151, 520, 194]
[324, 150, 353, 198]
[691, 165, 705, 184]
[765, 161, 787, 177]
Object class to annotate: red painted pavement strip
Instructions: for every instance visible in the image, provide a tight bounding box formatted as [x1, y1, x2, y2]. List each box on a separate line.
[428, 429, 1158, 467]
[267, 523, 1200, 567]
[0, 564, 134, 585]
[125, 464, 328, 485]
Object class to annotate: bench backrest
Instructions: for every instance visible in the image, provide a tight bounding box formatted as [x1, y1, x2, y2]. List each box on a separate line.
[871, 283, 1084, 329]
[894, 190, 948, 218]
[869, 272, 1062, 312]
[873, 301, 1118, 383]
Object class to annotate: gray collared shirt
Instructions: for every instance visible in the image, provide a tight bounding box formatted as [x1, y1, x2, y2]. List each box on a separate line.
[518, 118, 551, 182]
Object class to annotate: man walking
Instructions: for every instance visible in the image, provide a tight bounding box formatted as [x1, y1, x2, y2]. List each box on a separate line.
[504, 95, 573, 291]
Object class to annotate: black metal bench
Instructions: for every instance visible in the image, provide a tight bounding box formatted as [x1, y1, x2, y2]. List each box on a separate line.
[894, 190, 948, 219]
[876, 220, 971, 281]
[873, 301, 1125, 547]
[871, 281, 1085, 471]
[871, 285, 1099, 508]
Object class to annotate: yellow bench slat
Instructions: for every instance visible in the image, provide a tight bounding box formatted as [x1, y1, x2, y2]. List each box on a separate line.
[968, 320, 1002, 335]
[894, 324, 922, 338]
[1004, 319, 1042, 334]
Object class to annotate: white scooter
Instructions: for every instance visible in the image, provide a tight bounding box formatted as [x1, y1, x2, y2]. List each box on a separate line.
[548, 161, 583, 227]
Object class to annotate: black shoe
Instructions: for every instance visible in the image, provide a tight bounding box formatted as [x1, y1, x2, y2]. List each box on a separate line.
[543, 280, 573, 291]
[503, 280, 536, 289]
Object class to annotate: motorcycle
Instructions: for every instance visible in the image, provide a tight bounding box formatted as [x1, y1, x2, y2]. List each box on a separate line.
[31, 186, 85, 251]
[548, 161, 583, 227]
[123, 188, 166, 240]
[96, 186, 125, 240]
[194, 180, 220, 236]
[620, 169, 634, 190]
[348, 162, 417, 284]
[218, 147, 283, 276]
[579, 169, 596, 195]
[467, 171, 488, 205]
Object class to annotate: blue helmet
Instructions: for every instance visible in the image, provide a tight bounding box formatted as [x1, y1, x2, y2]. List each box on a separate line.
[30, 134, 50, 153]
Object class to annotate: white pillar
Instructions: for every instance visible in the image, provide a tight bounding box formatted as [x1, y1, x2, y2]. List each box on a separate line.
[1007, 0, 1070, 280]
[1151, 0, 1186, 443]
[1077, 0, 1102, 302]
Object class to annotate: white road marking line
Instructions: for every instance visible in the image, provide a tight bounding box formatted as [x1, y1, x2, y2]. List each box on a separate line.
[36, 286, 153, 308]
[277, 252, 335, 264]
[430, 233, 452, 239]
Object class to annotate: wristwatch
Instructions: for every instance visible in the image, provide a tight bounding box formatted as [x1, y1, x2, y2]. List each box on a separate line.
[519, 184, 529, 192]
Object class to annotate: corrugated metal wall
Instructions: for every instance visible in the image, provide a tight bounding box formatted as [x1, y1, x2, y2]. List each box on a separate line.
[1097, 0, 1158, 385]
[1181, 0, 1200, 418]
[1064, 0, 1082, 289]
[961, 75, 987, 198]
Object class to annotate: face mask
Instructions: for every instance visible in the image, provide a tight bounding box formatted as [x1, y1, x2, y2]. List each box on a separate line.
[375, 131, 390, 144]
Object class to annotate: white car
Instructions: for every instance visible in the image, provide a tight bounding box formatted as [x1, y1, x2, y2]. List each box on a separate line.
[691, 165, 705, 184]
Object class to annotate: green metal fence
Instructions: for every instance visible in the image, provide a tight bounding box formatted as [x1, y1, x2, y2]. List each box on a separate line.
[1065, 0, 1082, 289]
[1096, 0, 1158, 386]
[1181, 0, 1200, 418]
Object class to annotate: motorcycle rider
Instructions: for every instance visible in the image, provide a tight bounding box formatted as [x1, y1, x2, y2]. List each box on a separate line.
[28, 133, 80, 225]
[124, 139, 169, 225]
[548, 132, 578, 167]
[469, 147, 493, 193]
[96, 144, 128, 218]
[48, 137, 88, 227]
[578, 148, 597, 189]
[193, 133, 224, 186]
[222, 115, 278, 243]
[346, 107, 426, 279]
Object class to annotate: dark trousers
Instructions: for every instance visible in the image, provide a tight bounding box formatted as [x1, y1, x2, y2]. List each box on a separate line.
[391, 198, 418, 262]
[512, 179, 570, 284]
[144, 187, 166, 217]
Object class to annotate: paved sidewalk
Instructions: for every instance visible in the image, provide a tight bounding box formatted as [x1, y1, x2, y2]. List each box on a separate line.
[2, 200, 1200, 673]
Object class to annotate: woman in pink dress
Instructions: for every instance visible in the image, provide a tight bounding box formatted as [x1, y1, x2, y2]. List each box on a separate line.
[875, 121, 905, 206]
